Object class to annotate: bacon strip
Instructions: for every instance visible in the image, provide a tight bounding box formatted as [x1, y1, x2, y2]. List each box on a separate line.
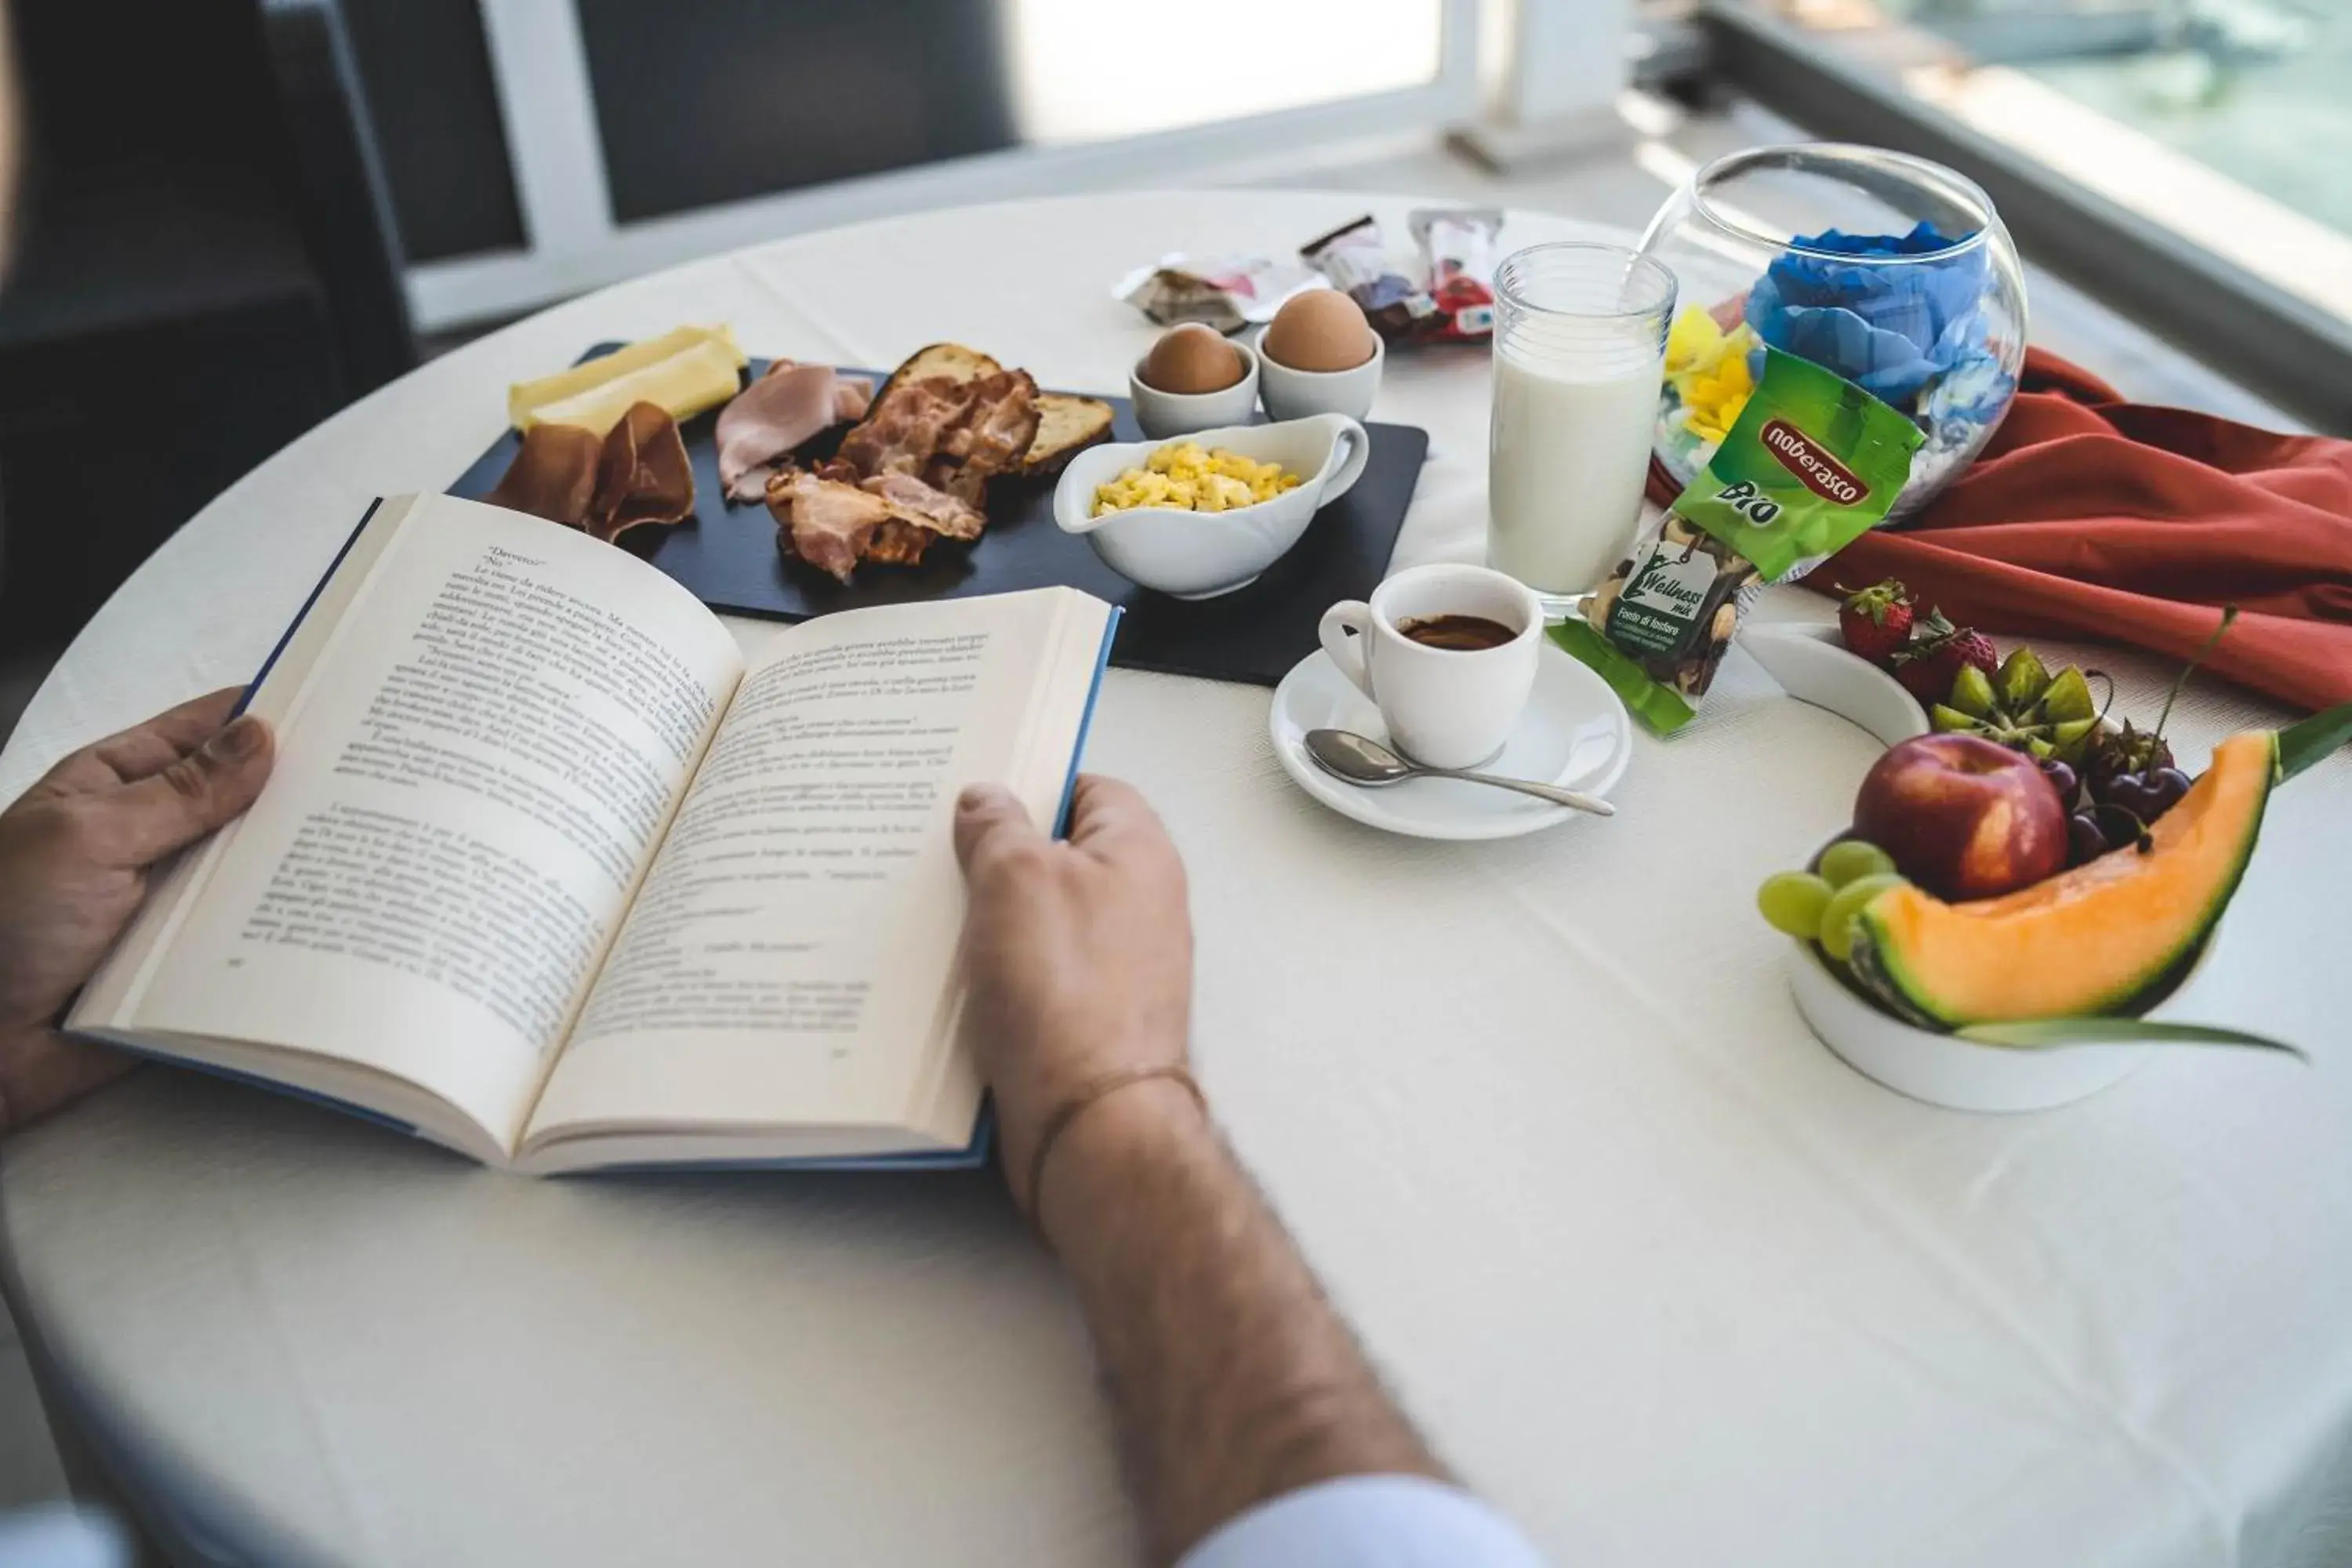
[771, 357, 1038, 580]
[768, 469, 889, 584]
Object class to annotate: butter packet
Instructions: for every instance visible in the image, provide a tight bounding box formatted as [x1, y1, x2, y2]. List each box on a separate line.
[1554, 347, 1923, 734]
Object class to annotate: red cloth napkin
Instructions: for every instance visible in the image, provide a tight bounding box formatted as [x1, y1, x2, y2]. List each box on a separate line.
[1650, 348, 2352, 711]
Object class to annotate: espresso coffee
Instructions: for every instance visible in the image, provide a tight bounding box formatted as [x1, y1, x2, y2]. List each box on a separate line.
[1396, 613, 1517, 652]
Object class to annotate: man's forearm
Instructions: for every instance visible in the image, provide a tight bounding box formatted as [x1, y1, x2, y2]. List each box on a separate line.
[1037, 1082, 1445, 1565]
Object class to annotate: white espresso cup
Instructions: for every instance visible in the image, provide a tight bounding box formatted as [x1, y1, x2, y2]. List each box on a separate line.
[1316, 563, 1543, 770]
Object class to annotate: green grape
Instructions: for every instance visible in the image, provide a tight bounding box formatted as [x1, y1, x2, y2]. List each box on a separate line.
[1756, 872, 1833, 938]
[1818, 839, 1896, 889]
[1817, 873, 1904, 963]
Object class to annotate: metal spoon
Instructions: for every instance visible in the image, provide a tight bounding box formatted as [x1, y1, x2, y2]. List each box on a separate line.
[1304, 729, 1616, 816]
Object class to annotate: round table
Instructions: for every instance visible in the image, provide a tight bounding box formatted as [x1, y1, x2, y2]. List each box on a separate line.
[5, 191, 2350, 1568]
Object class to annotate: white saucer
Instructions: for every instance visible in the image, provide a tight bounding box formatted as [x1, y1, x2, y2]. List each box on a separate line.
[1269, 641, 1633, 840]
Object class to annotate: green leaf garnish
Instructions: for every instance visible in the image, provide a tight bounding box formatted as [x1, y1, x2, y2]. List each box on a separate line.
[2153, 604, 2237, 739]
[1960, 1018, 2306, 1058]
[2277, 699, 2352, 786]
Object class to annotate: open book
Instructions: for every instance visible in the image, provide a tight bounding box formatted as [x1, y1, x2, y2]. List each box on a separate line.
[70, 493, 1117, 1174]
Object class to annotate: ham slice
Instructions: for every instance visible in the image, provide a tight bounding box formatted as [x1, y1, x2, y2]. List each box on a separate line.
[714, 361, 877, 504]
[768, 469, 890, 583]
[485, 401, 695, 543]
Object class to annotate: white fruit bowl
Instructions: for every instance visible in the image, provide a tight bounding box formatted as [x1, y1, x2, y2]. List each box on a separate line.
[1789, 926, 2230, 1112]
[1740, 622, 1929, 746]
[1053, 413, 1369, 600]
[1751, 630, 2246, 1113]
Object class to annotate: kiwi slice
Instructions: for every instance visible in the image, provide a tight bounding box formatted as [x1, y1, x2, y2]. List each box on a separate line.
[1996, 646, 2050, 713]
[1951, 664, 1998, 720]
[2039, 666, 2096, 724]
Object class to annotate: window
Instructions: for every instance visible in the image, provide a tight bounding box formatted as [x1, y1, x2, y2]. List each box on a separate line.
[1698, 0, 2352, 430]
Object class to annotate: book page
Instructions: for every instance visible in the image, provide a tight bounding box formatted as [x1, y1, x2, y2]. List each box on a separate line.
[522, 588, 1106, 1157]
[93, 496, 742, 1155]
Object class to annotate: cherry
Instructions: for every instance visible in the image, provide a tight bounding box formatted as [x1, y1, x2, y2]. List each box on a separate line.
[2037, 757, 2079, 809]
[2066, 811, 2111, 868]
[2100, 765, 2193, 826]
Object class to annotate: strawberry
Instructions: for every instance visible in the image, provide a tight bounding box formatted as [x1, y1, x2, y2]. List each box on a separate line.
[1893, 611, 1998, 706]
[1836, 579, 1915, 668]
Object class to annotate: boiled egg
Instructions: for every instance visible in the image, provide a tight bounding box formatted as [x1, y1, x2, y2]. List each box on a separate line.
[1141, 322, 1246, 394]
[1261, 290, 1374, 372]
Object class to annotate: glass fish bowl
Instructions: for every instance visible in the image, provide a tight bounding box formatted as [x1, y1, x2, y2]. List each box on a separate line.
[1639, 143, 2027, 523]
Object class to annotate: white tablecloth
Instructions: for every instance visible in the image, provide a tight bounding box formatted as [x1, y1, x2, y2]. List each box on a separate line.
[2, 191, 2348, 1568]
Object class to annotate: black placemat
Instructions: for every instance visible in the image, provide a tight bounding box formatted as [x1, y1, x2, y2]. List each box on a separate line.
[449, 350, 1430, 686]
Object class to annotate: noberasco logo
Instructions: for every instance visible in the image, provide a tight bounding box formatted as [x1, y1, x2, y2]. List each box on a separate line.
[1760, 418, 1867, 504]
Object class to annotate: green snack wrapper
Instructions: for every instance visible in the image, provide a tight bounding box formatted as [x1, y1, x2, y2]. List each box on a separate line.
[1552, 347, 1924, 734]
[1671, 347, 1923, 580]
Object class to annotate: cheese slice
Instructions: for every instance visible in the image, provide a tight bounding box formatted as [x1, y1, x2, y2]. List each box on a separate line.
[508, 325, 748, 435]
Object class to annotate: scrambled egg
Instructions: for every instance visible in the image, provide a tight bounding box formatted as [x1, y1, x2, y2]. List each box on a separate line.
[1094, 442, 1302, 516]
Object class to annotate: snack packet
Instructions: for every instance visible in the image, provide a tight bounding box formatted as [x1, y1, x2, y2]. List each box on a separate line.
[1408, 208, 1501, 342]
[1554, 347, 1925, 734]
[1115, 253, 1325, 332]
[1301, 216, 1439, 342]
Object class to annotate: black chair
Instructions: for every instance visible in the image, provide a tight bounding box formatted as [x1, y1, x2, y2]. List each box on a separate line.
[0, 0, 414, 653]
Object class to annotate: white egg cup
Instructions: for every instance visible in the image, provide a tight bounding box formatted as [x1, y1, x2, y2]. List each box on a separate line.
[1053, 413, 1370, 600]
[1129, 339, 1261, 439]
[1256, 329, 1384, 423]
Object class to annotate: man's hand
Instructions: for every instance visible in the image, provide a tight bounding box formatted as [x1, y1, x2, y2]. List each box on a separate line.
[0, 689, 273, 1134]
[953, 775, 1196, 1214]
[953, 772, 1450, 1564]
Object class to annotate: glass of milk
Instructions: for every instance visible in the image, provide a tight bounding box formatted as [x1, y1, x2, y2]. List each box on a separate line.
[1487, 242, 1677, 614]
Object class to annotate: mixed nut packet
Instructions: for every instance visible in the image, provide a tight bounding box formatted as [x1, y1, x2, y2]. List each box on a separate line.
[1559, 518, 1763, 733]
[1554, 347, 1924, 734]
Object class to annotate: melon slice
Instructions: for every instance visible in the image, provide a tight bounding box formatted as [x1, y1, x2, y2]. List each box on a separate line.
[1853, 730, 2276, 1028]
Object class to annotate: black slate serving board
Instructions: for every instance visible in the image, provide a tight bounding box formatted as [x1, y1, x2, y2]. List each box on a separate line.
[450, 349, 1429, 687]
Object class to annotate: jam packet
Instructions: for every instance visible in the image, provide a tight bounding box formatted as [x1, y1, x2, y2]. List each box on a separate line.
[1408, 207, 1501, 342]
[1553, 347, 1924, 734]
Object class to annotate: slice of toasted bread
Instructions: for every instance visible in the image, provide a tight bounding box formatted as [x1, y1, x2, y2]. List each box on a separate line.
[873, 343, 1003, 410]
[1023, 393, 1116, 475]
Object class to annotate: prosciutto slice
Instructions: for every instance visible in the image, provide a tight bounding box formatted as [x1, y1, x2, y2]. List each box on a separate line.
[485, 401, 695, 543]
[589, 401, 696, 542]
[485, 423, 601, 525]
